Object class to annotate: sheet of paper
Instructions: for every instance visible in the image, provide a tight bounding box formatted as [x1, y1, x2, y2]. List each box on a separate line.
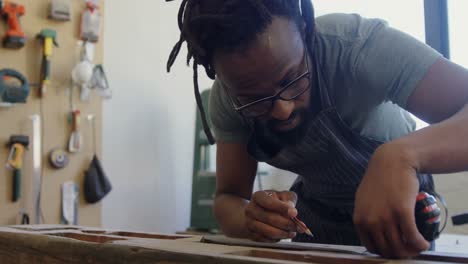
[201, 235, 368, 255]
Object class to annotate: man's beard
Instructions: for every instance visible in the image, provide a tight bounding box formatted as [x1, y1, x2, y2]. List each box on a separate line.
[259, 107, 312, 147]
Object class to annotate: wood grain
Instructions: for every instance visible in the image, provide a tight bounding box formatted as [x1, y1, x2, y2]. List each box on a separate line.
[1, 225, 467, 264]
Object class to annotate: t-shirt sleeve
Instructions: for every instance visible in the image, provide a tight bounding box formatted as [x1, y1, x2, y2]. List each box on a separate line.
[209, 79, 251, 143]
[352, 18, 442, 108]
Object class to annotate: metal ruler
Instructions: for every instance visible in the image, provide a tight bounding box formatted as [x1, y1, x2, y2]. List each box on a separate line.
[30, 115, 42, 224]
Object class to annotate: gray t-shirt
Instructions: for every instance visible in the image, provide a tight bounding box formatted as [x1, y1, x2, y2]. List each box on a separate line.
[209, 13, 442, 143]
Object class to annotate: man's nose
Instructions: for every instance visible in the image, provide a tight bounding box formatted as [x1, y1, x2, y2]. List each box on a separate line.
[270, 99, 294, 120]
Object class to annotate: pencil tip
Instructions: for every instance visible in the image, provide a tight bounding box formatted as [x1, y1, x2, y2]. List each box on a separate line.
[305, 229, 314, 238]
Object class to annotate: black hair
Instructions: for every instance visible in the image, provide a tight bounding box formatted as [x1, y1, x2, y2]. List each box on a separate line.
[166, 0, 316, 144]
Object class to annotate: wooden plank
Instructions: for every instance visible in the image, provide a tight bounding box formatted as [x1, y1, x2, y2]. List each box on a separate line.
[0, 225, 467, 264]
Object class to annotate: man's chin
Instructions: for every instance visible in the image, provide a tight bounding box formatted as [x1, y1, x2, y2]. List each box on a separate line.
[265, 110, 311, 146]
[273, 115, 301, 132]
[273, 123, 299, 133]
[273, 122, 309, 145]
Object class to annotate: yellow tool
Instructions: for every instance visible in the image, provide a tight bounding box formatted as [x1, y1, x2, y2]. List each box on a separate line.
[6, 135, 29, 202]
[36, 29, 59, 97]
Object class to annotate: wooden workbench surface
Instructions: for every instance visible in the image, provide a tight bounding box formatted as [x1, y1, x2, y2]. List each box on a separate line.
[0, 225, 466, 264]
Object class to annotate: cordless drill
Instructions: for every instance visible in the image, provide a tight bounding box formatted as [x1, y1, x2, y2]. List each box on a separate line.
[0, 0, 26, 49]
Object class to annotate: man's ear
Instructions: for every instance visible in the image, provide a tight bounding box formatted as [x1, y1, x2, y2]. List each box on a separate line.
[301, 20, 306, 35]
[297, 20, 307, 40]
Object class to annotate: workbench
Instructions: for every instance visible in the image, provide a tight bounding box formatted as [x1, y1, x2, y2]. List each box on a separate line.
[0, 225, 467, 263]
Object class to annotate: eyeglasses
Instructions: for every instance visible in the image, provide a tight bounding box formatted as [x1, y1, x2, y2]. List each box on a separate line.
[229, 47, 311, 118]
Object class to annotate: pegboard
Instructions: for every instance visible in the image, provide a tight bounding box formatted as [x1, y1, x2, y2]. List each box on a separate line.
[0, 0, 105, 226]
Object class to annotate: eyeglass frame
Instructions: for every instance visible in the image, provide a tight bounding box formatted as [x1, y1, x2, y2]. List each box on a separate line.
[225, 45, 312, 118]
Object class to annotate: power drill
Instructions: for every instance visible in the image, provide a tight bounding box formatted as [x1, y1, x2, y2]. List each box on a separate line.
[0, 0, 26, 49]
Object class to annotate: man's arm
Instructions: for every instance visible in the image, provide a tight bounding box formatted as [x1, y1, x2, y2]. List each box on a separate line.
[354, 57, 468, 258]
[213, 142, 258, 238]
[404, 57, 468, 172]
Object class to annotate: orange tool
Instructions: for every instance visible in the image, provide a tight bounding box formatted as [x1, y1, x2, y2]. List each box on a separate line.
[0, 0, 26, 49]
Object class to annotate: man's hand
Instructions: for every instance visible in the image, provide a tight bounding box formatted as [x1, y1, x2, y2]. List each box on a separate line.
[245, 190, 300, 242]
[354, 143, 430, 258]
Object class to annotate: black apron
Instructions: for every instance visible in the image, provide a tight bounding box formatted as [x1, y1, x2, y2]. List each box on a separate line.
[246, 51, 434, 246]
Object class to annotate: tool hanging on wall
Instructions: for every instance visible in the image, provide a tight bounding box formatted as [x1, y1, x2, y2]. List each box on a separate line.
[6, 135, 29, 202]
[0, 0, 26, 49]
[49, 148, 69, 169]
[48, 0, 71, 21]
[68, 109, 83, 153]
[30, 115, 43, 224]
[0, 68, 29, 106]
[84, 114, 112, 204]
[16, 209, 29, 224]
[72, 42, 94, 101]
[80, 0, 101, 43]
[91, 64, 111, 99]
[72, 42, 111, 101]
[61, 181, 78, 225]
[37, 29, 59, 97]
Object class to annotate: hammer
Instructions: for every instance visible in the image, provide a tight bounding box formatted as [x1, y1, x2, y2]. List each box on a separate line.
[6, 135, 29, 202]
[37, 29, 59, 97]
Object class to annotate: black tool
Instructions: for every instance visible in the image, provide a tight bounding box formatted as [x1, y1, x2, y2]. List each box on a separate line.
[415, 192, 447, 242]
[452, 212, 468, 226]
[0, 68, 29, 103]
[20, 210, 29, 224]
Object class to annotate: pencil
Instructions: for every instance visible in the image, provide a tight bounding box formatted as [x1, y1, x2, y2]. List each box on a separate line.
[291, 216, 314, 237]
[264, 192, 315, 238]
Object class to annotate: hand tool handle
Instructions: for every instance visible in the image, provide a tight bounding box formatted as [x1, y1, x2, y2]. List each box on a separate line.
[73, 110, 81, 131]
[40, 56, 51, 96]
[7, 143, 24, 169]
[12, 168, 21, 202]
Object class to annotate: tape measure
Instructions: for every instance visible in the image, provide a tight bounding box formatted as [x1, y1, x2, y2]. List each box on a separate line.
[415, 192, 447, 241]
[49, 149, 69, 169]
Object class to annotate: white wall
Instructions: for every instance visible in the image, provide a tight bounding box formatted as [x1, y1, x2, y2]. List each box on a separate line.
[102, 1, 213, 233]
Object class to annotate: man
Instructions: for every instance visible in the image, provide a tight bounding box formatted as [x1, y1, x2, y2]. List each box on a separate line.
[166, 0, 468, 259]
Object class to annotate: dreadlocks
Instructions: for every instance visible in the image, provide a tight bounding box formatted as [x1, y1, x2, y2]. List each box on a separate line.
[166, 0, 316, 144]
